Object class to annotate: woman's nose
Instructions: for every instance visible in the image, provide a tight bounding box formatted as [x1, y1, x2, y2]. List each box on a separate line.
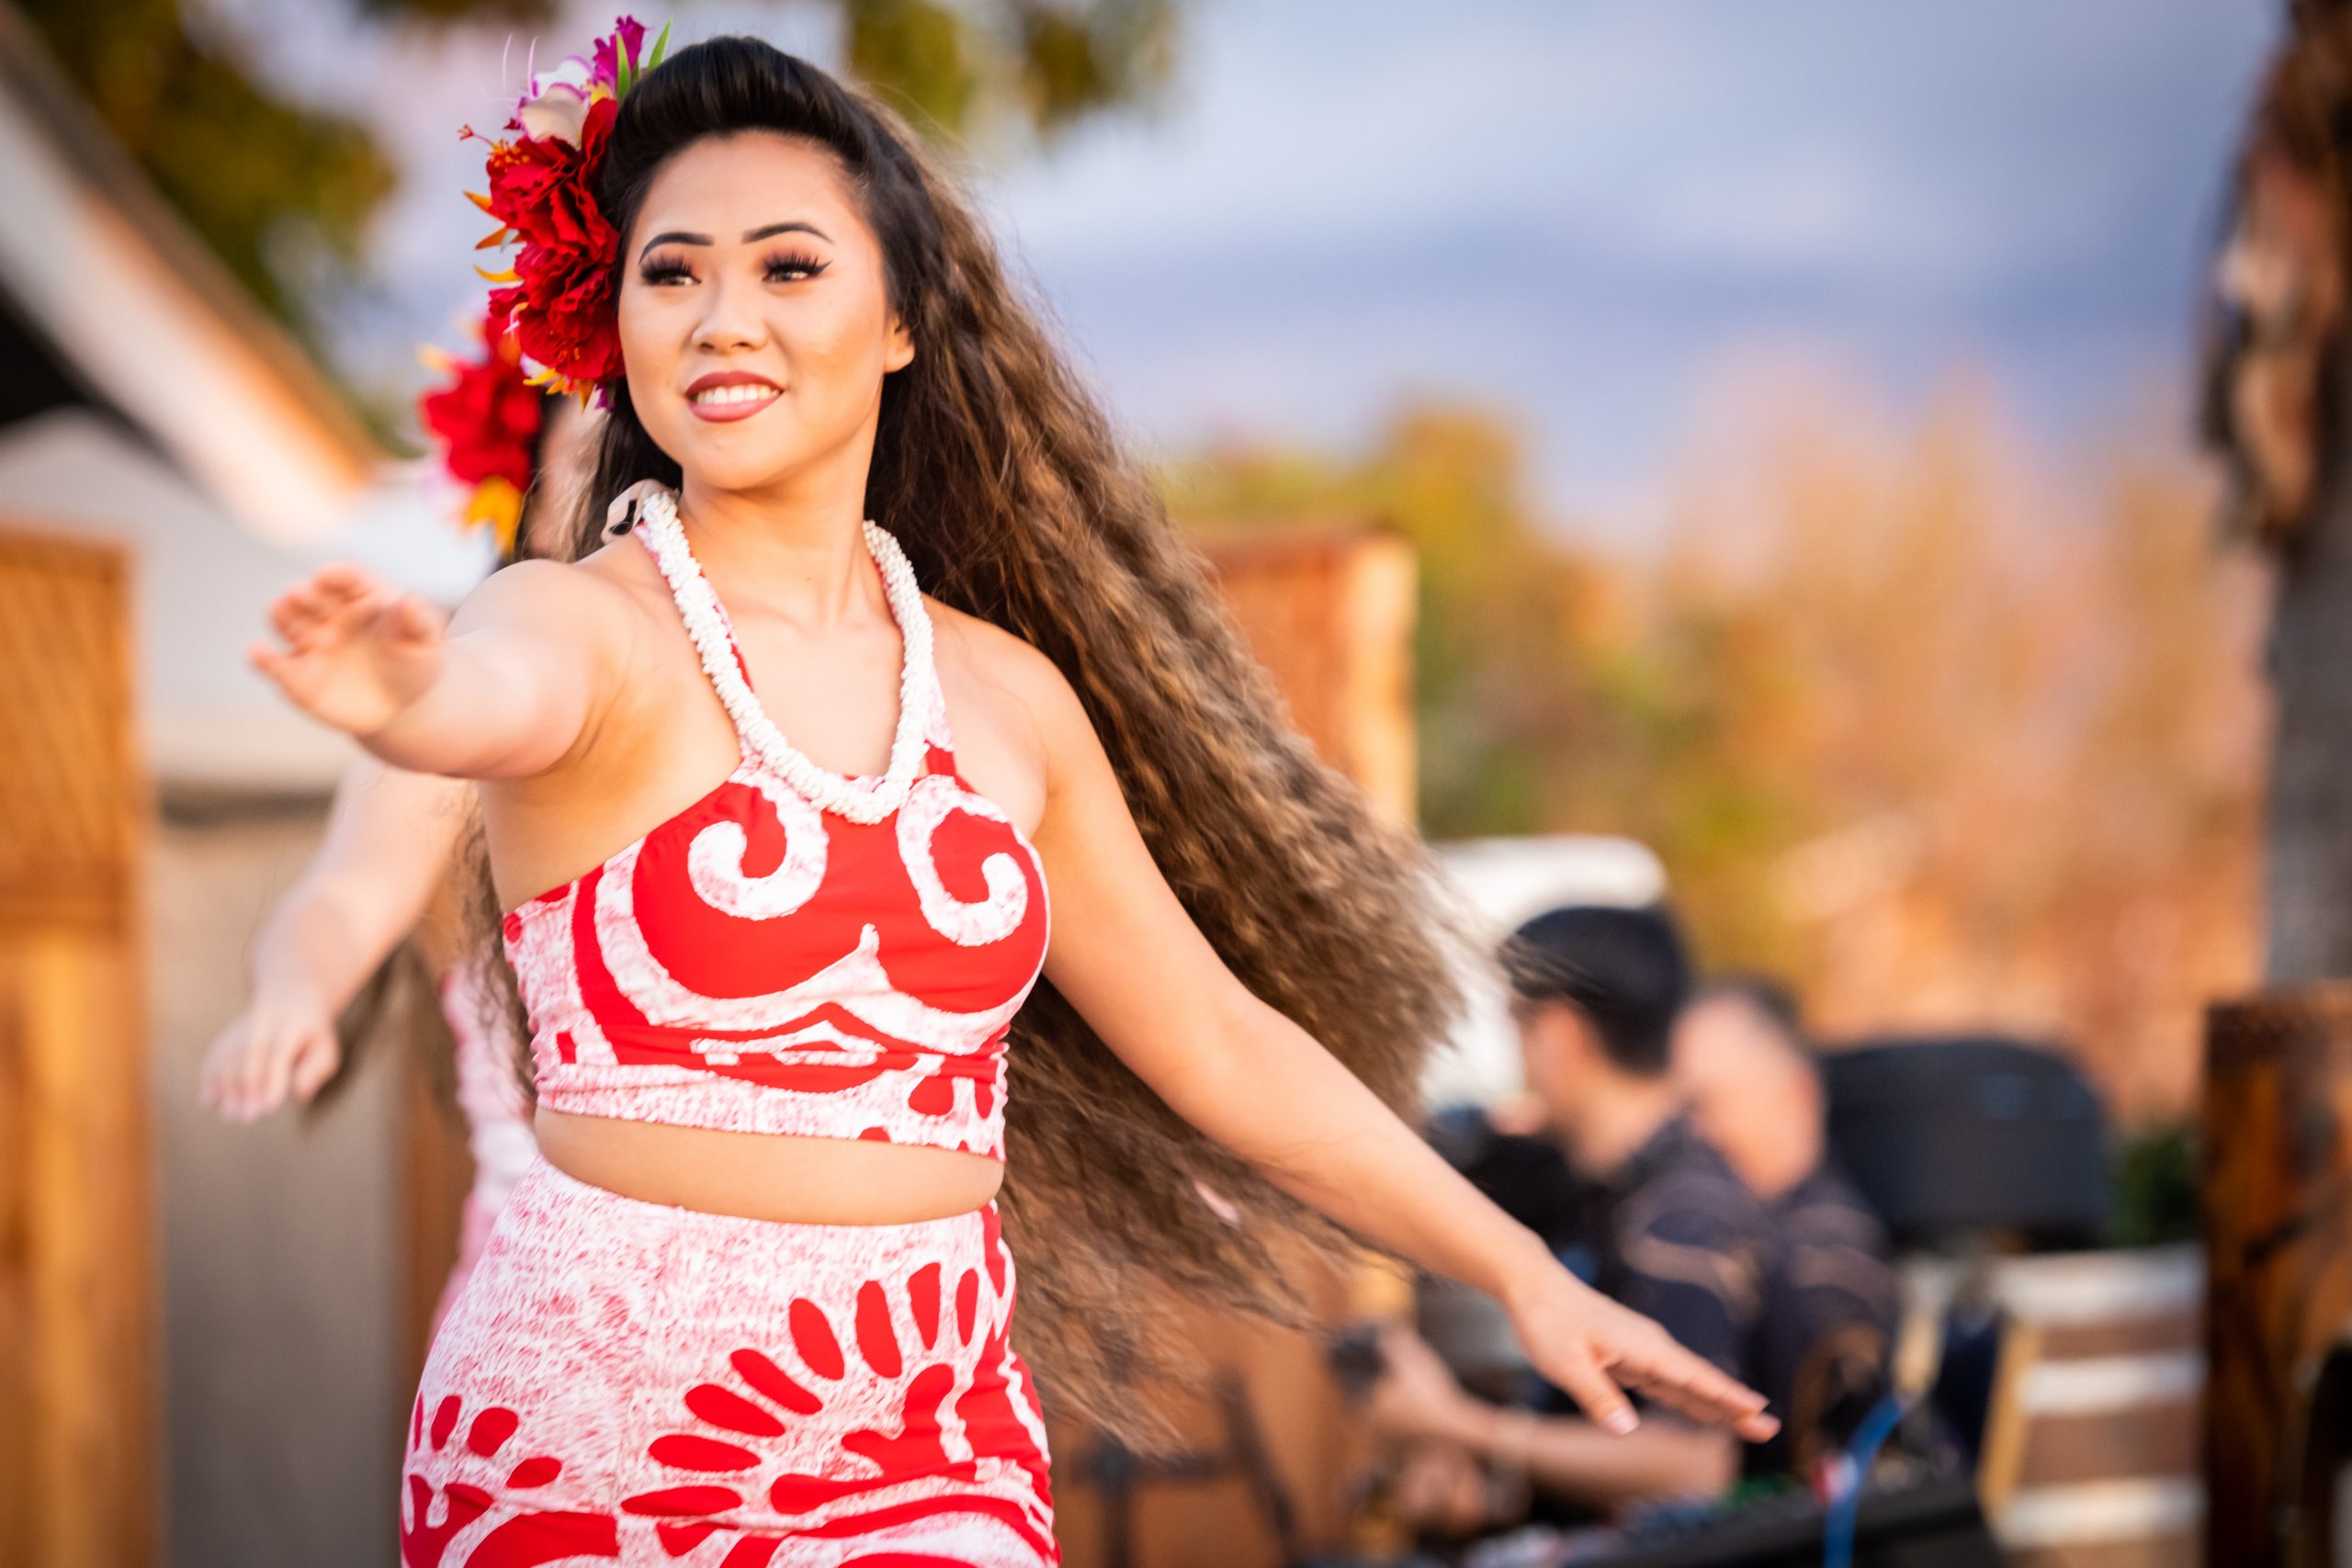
[693, 271, 768, 352]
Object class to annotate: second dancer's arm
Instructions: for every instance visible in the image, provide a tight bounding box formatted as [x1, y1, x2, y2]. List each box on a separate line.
[198, 757, 470, 1120]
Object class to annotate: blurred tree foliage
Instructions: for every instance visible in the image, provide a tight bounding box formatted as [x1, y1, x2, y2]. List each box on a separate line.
[846, 1, 1176, 141]
[2109, 1121, 2199, 1247]
[1170, 408, 1638, 840]
[17, 0, 1176, 338]
[1170, 392, 2266, 1124]
[348, 0, 548, 17]
[846, 0, 1174, 141]
[19, 0, 401, 323]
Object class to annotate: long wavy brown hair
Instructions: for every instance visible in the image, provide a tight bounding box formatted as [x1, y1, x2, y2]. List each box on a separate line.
[479, 34, 1463, 1438]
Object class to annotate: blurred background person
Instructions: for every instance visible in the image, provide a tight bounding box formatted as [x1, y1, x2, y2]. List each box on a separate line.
[1369, 904, 1773, 1524]
[1673, 974, 1901, 1479]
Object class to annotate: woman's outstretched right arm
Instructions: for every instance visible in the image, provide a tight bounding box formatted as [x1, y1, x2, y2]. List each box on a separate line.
[247, 558, 621, 779]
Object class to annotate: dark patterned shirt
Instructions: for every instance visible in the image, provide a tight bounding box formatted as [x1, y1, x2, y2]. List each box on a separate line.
[1539, 1115, 1776, 1410]
[1752, 1160, 1900, 1477]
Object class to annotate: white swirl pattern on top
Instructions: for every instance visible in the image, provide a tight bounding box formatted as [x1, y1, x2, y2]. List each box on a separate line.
[504, 480, 1050, 1162]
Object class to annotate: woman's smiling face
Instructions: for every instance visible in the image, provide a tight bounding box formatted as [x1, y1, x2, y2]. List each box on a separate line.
[617, 130, 913, 494]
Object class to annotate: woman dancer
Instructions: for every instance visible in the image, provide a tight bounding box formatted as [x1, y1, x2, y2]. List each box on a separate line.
[251, 23, 1772, 1561]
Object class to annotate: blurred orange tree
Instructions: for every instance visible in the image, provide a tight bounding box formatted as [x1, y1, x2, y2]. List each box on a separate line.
[1168, 390, 2267, 1122]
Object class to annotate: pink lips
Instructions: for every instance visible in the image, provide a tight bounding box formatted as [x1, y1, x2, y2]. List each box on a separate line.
[684, 369, 783, 423]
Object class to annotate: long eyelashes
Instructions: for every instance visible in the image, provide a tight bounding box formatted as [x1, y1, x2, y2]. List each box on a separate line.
[637, 250, 831, 287]
[763, 249, 831, 282]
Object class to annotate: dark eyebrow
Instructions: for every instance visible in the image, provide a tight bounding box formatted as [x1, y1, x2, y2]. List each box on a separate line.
[639, 220, 831, 261]
[639, 230, 710, 258]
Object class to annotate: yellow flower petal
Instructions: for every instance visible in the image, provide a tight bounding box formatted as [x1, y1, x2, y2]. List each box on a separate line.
[465, 478, 525, 547]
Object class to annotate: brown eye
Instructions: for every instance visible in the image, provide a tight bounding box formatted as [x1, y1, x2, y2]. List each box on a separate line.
[639, 255, 695, 286]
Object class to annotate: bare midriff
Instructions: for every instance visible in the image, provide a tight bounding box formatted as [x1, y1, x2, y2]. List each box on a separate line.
[534, 1108, 1005, 1224]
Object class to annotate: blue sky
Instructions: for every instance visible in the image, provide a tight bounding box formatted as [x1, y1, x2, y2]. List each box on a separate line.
[220, 0, 2280, 538]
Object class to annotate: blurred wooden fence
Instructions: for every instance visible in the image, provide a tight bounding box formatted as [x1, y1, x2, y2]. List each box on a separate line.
[0, 524, 152, 1568]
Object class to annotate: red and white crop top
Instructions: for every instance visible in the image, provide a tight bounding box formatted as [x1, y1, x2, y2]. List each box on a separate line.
[500, 480, 1050, 1161]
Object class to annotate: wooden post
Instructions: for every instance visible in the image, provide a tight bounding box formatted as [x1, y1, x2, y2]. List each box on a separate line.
[2203, 986, 2352, 1568]
[1196, 525, 1419, 823]
[0, 525, 152, 1568]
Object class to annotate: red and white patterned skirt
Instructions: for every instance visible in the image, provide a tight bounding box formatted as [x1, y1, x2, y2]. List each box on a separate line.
[401, 1156, 1058, 1565]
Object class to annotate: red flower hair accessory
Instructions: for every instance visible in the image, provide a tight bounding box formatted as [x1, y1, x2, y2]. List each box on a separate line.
[417, 304, 544, 554]
[465, 16, 670, 402]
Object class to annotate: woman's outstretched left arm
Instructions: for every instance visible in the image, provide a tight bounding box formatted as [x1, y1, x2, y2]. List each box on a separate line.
[1019, 649, 1777, 1444]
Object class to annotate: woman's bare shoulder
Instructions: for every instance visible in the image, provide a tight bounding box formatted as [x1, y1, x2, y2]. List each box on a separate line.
[928, 599, 1074, 702]
[453, 536, 665, 637]
[925, 598, 1092, 750]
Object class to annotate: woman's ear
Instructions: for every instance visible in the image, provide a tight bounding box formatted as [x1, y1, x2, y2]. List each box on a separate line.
[884, 312, 915, 374]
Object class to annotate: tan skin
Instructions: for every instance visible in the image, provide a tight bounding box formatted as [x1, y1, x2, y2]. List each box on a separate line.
[199, 408, 594, 1126]
[1671, 992, 1822, 1202]
[249, 130, 1775, 1445]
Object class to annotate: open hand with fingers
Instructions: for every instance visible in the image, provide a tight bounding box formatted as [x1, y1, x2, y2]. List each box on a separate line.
[1502, 1254, 1779, 1441]
[196, 987, 343, 1122]
[249, 563, 447, 736]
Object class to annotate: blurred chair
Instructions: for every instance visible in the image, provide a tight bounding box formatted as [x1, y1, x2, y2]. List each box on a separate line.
[1821, 1037, 2195, 1566]
[1823, 1035, 2110, 1252]
[1907, 1246, 2201, 1568]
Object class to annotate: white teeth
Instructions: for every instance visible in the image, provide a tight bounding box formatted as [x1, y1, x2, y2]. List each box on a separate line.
[691, 383, 777, 405]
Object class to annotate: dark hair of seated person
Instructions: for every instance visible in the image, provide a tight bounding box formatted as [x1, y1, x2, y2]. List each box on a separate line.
[1500, 903, 1690, 1077]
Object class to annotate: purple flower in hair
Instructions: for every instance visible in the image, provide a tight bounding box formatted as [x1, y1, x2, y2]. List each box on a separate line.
[592, 17, 649, 91]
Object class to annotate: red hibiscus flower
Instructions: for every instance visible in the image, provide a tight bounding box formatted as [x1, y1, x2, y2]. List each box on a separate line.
[420, 324, 540, 491]
[458, 17, 666, 400]
[478, 96, 623, 394]
[418, 311, 543, 550]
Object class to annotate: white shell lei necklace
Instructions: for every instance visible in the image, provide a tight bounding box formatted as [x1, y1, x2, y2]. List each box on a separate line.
[618, 479, 936, 825]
